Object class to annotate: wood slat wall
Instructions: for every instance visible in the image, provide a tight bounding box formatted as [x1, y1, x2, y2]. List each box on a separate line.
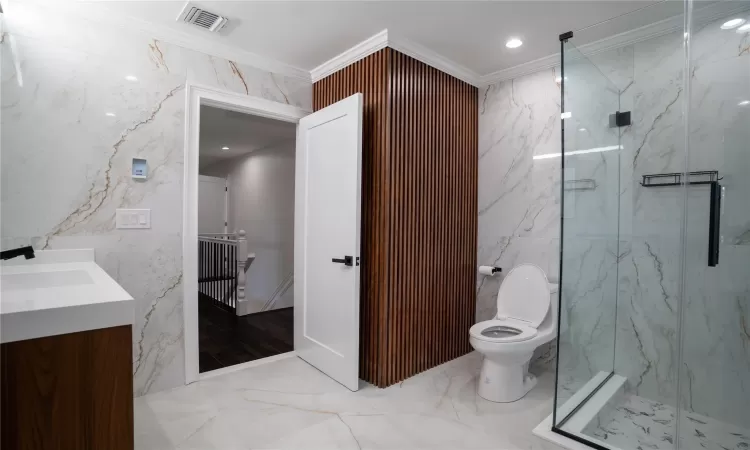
[313, 48, 478, 388]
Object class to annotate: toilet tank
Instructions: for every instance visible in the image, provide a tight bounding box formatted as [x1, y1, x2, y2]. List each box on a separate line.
[536, 283, 559, 338]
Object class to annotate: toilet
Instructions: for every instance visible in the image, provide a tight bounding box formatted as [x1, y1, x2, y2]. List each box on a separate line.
[470, 263, 558, 403]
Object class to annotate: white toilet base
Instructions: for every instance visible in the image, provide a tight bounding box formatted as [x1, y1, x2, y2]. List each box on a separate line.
[477, 355, 537, 403]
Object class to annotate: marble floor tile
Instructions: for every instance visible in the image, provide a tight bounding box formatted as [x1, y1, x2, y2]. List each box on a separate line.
[135, 352, 564, 450]
[583, 394, 750, 450]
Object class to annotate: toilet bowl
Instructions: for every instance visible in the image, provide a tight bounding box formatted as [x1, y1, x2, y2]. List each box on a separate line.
[470, 263, 558, 403]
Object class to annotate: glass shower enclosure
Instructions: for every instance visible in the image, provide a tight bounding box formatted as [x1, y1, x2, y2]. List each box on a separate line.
[552, 1, 750, 450]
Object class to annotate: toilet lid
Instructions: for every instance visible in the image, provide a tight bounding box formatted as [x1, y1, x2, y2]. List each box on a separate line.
[496, 264, 550, 328]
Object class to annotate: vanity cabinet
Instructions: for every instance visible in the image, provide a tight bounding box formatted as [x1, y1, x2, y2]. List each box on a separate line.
[1, 325, 134, 449]
[0, 249, 135, 449]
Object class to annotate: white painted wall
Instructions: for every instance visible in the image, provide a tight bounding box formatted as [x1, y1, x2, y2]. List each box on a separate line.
[202, 139, 296, 313]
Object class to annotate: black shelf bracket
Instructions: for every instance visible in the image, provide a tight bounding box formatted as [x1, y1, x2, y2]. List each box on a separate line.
[641, 170, 721, 187]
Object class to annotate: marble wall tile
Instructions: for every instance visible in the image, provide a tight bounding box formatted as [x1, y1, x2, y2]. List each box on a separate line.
[477, 68, 562, 298]
[478, 69, 561, 245]
[0, 2, 311, 396]
[614, 237, 682, 403]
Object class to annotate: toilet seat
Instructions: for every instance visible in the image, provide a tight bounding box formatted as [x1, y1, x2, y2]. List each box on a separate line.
[495, 264, 550, 328]
[470, 319, 538, 343]
[470, 264, 550, 344]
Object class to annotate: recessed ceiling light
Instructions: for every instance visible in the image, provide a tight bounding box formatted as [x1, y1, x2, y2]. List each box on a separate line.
[739, 100, 750, 106]
[579, 128, 587, 132]
[721, 18, 745, 30]
[125, 75, 138, 82]
[221, 146, 230, 151]
[737, 23, 750, 33]
[105, 112, 116, 117]
[506, 38, 523, 49]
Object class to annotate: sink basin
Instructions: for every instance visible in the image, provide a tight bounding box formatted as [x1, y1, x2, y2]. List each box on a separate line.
[1, 270, 94, 291]
[0, 249, 134, 344]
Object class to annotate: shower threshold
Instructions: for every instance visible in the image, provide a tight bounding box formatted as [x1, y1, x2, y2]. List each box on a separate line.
[534, 371, 626, 450]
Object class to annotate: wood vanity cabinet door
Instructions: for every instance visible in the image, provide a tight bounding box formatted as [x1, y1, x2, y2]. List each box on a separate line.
[0, 325, 134, 450]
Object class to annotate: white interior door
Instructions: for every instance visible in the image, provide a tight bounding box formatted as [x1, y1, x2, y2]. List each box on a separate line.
[198, 175, 227, 234]
[294, 93, 362, 391]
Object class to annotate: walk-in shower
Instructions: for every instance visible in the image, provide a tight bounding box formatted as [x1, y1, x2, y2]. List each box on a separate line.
[551, 1, 750, 449]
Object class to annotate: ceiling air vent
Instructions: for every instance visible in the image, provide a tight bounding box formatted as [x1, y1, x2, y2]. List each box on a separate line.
[177, 3, 228, 32]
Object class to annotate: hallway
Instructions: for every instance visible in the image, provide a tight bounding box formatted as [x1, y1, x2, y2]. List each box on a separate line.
[199, 293, 294, 373]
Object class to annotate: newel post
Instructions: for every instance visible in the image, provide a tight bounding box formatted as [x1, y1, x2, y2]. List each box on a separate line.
[236, 229, 248, 315]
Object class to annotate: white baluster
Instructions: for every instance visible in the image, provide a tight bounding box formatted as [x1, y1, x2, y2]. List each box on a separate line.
[236, 229, 248, 316]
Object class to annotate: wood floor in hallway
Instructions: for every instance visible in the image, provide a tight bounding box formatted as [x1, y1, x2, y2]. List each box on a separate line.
[198, 293, 293, 373]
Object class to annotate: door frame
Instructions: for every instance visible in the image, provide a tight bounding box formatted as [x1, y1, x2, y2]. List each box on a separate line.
[182, 82, 309, 384]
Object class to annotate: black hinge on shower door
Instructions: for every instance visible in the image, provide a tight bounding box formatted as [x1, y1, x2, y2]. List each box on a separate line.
[610, 111, 632, 127]
[559, 31, 574, 42]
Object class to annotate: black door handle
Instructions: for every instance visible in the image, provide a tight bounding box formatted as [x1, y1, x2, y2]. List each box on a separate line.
[708, 181, 721, 267]
[332, 255, 354, 267]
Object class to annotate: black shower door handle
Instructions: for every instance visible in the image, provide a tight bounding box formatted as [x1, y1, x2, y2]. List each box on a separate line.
[708, 182, 721, 267]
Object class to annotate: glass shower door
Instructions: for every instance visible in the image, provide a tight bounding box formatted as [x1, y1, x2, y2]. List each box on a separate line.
[553, 38, 623, 441]
[678, 4, 750, 449]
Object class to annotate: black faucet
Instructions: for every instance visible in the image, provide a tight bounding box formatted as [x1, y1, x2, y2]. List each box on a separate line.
[0, 246, 35, 261]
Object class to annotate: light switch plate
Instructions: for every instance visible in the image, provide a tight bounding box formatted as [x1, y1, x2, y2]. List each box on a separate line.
[116, 209, 151, 229]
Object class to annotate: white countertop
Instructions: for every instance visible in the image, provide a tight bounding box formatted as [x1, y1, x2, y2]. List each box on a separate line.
[1, 249, 134, 343]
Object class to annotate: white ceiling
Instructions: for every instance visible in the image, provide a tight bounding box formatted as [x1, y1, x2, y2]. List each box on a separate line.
[76, 0, 690, 80]
[199, 105, 296, 170]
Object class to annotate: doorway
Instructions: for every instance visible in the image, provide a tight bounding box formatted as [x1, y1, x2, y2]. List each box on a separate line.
[182, 85, 308, 382]
[197, 105, 297, 373]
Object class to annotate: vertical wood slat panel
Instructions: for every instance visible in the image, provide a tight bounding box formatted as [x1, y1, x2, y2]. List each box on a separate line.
[313, 48, 477, 388]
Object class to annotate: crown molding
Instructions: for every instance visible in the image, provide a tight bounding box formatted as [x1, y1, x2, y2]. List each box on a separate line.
[310, 29, 482, 87]
[310, 29, 389, 82]
[478, 53, 560, 87]
[387, 32, 481, 87]
[21, 0, 311, 82]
